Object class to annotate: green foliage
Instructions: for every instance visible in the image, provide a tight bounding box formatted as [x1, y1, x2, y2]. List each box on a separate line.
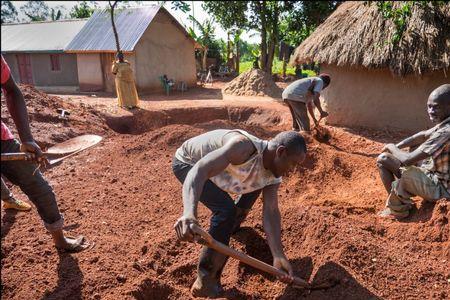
[369, 1, 446, 45]
[239, 58, 317, 76]
[204, 1, 341, 74]
[50, 6, 66, 21]
[70, 1, 98, 19]
[240, 41, 259, 62]
[301, 1, 342, 28]
[202, 1, 248, 30]
[169, 1, 190, 13]
[279, 1, 341, 47]
[1, 0, 18, 24]
[21, 1, 50, 22]
[188, 15, 216, 47]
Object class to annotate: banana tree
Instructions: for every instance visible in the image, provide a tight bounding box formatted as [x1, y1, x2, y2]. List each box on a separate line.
[188, 15, 215, 71]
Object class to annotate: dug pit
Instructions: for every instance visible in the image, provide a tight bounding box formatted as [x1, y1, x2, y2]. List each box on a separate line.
[2, 90, 448, 300]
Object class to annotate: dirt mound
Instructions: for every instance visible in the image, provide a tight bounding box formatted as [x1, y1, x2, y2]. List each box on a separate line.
[2, 104, 449, 300]
[223, 69, 282, 98]
[1, 85, 109, 147]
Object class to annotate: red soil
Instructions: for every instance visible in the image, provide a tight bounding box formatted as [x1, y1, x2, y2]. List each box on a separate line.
[1, 86, 449, 300]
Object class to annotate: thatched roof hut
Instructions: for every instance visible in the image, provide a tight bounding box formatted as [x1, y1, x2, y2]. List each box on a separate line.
[291, 1, 450, 131]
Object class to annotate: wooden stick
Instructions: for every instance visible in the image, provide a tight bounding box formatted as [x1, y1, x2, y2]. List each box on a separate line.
[189, 223, 311, 289]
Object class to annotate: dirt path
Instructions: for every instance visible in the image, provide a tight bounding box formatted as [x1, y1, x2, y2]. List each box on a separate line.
[1, 85, 448, 300]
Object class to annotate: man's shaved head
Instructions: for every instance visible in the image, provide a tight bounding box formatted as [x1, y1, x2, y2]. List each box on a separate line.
[427, 84, 450, 123]
[270, 131, 307, 155]
[267, 131, 307, 178]
[429, 84, 450, 104]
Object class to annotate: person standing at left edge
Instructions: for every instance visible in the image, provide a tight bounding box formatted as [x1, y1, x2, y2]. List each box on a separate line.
[1, 54, 89, 252]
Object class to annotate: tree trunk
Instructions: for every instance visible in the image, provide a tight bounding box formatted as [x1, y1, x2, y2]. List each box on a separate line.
[258, 1, 267, 72]
[202, 47, 208, 71]
[282, 59, 287, 79]
[235, 39, 240, 74]
[109, 1, 120, 53]
[267, 39, 275, 74]
[227, 32, 231, 66]
[265, 3, 279, 75]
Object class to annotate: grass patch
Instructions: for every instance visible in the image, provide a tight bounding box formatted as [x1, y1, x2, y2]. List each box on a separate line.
[239, 59, 316, 77]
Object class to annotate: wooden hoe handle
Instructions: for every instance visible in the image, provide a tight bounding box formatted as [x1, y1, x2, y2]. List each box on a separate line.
[1, 153, 36, 161]
[189, 223, 311, 289]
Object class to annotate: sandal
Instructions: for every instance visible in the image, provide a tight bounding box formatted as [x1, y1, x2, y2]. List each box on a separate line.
[56, 235, 94, 253]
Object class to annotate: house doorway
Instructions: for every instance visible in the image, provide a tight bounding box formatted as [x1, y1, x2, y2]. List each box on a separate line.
[16, 54, 33, 84]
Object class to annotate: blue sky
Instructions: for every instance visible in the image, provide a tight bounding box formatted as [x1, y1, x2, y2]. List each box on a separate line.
[10, 1, 260, 44]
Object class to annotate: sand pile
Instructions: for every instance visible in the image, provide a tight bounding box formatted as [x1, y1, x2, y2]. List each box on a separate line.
[222, 69, 282, 98]
[1, 84, 109, 147]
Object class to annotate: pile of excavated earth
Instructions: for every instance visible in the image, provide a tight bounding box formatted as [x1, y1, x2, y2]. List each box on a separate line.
[222, 69, 282, 98]
[1, 87, 449, 300]
[0, 85, 109, 148]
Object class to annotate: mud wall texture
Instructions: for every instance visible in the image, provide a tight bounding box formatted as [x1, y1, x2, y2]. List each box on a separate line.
[321, 64, 449, 132]
[3, 53, 79, 87]
[77, 53, 103, 92]
[134, 10, 196, 92]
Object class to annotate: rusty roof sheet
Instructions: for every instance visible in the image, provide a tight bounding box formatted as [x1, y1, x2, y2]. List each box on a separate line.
[65, 6, 160, 53]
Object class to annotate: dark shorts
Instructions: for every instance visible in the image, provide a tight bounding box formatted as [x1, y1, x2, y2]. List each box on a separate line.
[172, 157, 261, 245]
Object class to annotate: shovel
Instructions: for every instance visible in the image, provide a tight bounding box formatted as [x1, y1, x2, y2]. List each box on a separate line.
[189, 223, 334, 290]
[1, 134, 103, 165]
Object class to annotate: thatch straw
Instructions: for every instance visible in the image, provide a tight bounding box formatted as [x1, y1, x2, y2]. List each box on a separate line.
[290, 1, 450, 76]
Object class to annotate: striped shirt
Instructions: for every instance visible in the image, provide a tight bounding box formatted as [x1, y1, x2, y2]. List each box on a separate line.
[418, 116, 450, 192]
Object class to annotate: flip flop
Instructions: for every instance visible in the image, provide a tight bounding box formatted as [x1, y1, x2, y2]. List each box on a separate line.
[56, 235, 94, 253]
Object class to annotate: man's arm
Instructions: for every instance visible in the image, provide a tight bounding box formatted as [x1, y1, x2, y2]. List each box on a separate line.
[312, 92, 328, 118]
[395, 130, 431, 149]
[306, 100, 318, 126]
[383, 143, 429, 166]
[174, 136, 256, 241]
[262, 183, 294, 282]
[3, 74, 43, 158]
[3, 75, 34, 143]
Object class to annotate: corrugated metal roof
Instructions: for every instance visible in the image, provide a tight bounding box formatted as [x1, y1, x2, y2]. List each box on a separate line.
[65, 6, 160, 53]
[1, 19, 88, 53]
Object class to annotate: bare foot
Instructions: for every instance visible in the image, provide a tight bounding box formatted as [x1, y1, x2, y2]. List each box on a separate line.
[378, 208, 408, 220]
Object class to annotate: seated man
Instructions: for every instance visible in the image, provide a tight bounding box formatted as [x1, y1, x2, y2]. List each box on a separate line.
[377, 84, 450, 219]
[173, 129, 307, 298]
[282, 74, 330, 132]
[1, 54, 88, 252]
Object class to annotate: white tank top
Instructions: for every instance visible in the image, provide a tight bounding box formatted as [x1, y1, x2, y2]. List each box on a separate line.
[175, 129, 282, 194]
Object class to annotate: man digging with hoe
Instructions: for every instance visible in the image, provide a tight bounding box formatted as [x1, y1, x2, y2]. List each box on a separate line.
[173, 129, 307, 298]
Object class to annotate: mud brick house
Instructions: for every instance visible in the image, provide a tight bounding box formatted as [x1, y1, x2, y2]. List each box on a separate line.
[1, 19, 87, 93]
[65, 5, 197, 93]
[1, 5, 197, 94]
[291, 1, 449, 131]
